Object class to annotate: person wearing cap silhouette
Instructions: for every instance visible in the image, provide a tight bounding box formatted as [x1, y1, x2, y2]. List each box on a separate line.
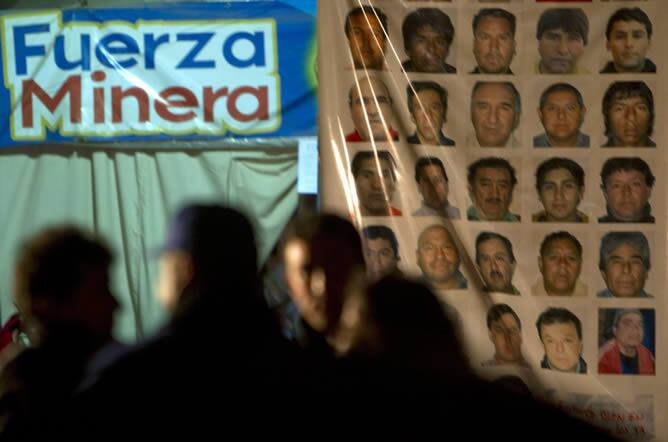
[62, 204, 298, 438]
[153, 204, 262, 314]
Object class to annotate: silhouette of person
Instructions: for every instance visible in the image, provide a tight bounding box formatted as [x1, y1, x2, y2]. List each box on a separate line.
[283, 214, 367, 356]
[0, 227, 120, 439]
[61, 204, 299, 439]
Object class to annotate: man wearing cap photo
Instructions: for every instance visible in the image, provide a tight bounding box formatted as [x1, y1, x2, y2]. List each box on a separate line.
[599, 309, 655, 375]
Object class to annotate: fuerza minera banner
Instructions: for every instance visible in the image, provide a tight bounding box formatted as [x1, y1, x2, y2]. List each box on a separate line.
[0, 1, 317, 147]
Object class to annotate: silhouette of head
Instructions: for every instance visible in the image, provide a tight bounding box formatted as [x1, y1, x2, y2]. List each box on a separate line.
[13, 226, 118, 345]
[156, 204, 259, 315]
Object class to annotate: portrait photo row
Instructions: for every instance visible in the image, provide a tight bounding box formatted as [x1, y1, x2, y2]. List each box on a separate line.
[343, 77, 658, 149]
[344, 3, 657, 75]
[349, 152, 661, 225]
[361, 221, 660, 299]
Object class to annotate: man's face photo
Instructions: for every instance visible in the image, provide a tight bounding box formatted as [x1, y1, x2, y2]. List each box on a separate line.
[364, 237, 398, 280]
[614, 311, 644, 350]
[607, 19, 650, 72]
[470, 166, 513, 220]
[608, 95, 650, 146]
[417, 164, 449, 210]
[416, 226, 460, 286]
[539, 90, 585, 146]
[406, 24, 450, 73]
[538, 168, 583, 222]
[411, 88, 446, 144]
[602, 243, 647, 297]
[538, 28, 585, 74]
[540, 321, 583, 371]
[471, 83, 518, 147]
[473, 16, 516, 74]
[350, 77, 394, 142]
[347, 11, 386, 70]
[355, 157, 395, 216]
[603, 169, 651, 221]
[539, 238, 582, 295]
[477, 238, 515, 293]
[488, 313, 523, 364]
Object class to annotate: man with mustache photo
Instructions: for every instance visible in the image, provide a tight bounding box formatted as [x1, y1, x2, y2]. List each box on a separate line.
[475, 231, 519, 295]
[467, 157, 520, 222]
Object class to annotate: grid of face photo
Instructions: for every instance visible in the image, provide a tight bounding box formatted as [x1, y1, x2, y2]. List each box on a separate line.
[329, 0, 662, 413]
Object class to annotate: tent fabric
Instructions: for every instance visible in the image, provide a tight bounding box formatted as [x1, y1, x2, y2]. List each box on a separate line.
[0, 147, 298, 342]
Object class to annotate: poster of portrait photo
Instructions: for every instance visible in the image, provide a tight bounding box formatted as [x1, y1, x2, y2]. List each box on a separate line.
[318, 1, 665, 439]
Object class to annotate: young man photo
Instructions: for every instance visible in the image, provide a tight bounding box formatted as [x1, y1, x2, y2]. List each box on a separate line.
[344, 6, 388, 70]
[406, 81, 455, 146]
[482, 304, 528, 367]
[601, 8, 655, 74]
[402, 8, 456, 73]
[413, 156, 460, 218]
[351, 150, 402, 217]
[533, 157, 588, 223]
[601, 82, 655, 147]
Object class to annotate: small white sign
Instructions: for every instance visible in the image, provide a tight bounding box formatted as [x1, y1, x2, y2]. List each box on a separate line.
[297, 137, 318, 194]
